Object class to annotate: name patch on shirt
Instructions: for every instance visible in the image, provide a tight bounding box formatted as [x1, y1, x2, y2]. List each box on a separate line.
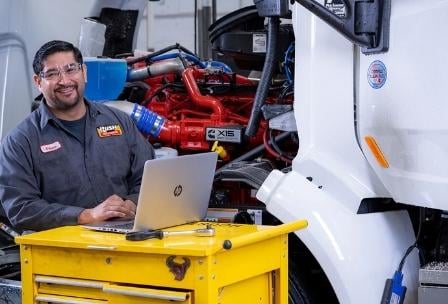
[96, 124, 123, 138]
[40, 141, 62, 153]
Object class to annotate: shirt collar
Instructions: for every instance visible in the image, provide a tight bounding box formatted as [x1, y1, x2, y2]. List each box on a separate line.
[38, 98, 102, 129]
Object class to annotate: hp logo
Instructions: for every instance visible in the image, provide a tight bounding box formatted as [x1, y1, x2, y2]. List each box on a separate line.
[173, 185, 183, 197]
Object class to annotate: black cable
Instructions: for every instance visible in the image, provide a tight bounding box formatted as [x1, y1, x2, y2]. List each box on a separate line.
[127, 44, 180, 65]
[126, 43, 198, 66]
[177, 53, 189, 69]
[277, 84, 294, 104]
[269, 129, 294, 160]
[216, 131, 292, 175]
[178, 45, 197, 57]
[140, 83, 185, 107]
[397, 245, 417, 273]
[398, 208, 424, 272]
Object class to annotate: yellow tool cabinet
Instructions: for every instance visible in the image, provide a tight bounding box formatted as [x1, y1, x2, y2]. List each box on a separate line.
[16, 220, 307, 304]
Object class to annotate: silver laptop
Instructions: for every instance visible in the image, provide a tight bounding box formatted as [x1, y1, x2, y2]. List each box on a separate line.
[82, 152, 218, 233]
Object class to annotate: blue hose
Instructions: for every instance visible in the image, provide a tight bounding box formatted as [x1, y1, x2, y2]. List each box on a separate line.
[151, 53, 232, 72]
[206, 60, 233, 73]
[152, 53, 206, 68]
[130, 104, 165, 137]
[284, 42, 295, 83]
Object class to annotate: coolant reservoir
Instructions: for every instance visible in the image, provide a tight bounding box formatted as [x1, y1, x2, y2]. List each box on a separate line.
[84, 57, 127, 101]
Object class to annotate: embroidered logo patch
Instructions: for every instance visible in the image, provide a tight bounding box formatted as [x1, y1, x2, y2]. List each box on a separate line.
[40, 141, 62, 153]
[96, 124, 123, 138]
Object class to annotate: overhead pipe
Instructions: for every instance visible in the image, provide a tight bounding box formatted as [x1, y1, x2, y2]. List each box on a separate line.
[127, 57, 184, 81]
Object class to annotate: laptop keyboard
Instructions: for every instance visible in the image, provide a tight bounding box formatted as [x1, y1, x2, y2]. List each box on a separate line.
[109, 222, 134, 230]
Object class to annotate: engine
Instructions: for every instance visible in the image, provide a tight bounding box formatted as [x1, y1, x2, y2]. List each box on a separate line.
[90, 6, 297, 222]
[109, 44, 295, 216]
[120, 55, 295, 164]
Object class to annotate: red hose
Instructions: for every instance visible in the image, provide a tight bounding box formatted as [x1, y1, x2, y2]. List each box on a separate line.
[182, 68, 224, 119]
[263, 128, 292, 164]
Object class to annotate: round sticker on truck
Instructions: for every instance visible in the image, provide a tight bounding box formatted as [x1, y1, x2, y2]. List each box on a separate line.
[367, 60, 387, 89]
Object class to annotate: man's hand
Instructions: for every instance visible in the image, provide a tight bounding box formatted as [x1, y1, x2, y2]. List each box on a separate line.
[77, 194, 137, 224]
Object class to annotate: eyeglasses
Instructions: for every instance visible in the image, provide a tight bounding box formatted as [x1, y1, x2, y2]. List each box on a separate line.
[39, 63, 82, 81]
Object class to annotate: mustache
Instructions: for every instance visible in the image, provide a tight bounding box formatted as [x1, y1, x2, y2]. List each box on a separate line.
[55, 84, 77, 91]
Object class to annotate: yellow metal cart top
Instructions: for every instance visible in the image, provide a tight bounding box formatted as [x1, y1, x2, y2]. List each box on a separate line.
[16, 220, 307, 304]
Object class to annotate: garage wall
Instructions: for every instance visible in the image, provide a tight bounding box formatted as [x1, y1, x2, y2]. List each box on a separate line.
[0, 0, 100, 138]
[0, 0, 253, 138]
[146, 0, 254, 54]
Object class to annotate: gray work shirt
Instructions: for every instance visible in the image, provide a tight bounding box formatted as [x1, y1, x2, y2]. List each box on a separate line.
[0, 100, 154, 231]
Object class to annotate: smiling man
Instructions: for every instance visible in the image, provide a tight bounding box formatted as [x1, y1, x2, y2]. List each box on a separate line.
[0, 40, 154, 231]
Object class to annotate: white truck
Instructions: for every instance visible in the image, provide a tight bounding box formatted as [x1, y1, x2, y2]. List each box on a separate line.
[1, 0, 447, 303]
[256, 0, 447, 303]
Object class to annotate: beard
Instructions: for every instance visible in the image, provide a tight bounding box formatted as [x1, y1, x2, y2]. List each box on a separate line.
[51, 84, 83, 111]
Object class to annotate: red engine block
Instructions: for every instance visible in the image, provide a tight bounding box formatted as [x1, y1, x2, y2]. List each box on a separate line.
[140, 66, 278, 159]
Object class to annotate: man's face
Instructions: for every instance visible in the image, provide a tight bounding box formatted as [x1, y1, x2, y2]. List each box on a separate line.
[33, 51, 86, 112]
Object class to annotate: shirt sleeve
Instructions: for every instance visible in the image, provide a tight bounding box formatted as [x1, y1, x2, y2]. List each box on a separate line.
[122, 116, 155, 204]
[0, 133, 84, 231]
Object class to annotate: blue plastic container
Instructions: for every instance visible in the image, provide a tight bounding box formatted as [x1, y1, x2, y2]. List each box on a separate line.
[84, 57, 127, 101]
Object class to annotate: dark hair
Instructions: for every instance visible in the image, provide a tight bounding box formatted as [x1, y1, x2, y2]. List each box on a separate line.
[32, 40, 83, 75]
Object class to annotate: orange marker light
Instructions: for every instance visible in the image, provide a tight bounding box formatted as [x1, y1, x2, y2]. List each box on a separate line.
[364, 136, 390, 168]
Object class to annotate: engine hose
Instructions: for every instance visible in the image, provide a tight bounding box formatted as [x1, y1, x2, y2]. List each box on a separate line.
[245, 17, 280, 137]
[126, 43, 197, 65]
[152, 53, 206, 68]
[127, 58, 184, 81]
[104, 100, 165, 138]
[182, 68, 225, 118]
[216, 131, 292, 174]
[151, 53, 232, 72]
[131, 103, 165, 137]
[263, 128, 292, 164]
[284, 42, 295, 83]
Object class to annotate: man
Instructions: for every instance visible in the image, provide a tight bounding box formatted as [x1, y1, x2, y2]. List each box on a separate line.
[0, 40, 154, 231]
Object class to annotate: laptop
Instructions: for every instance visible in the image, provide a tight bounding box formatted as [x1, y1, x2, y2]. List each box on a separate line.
[82, 152, 218, 233]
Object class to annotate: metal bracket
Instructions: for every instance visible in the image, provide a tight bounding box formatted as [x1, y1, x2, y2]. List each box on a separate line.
[294, 0, 391, 54]
[166, 256, 191, 281]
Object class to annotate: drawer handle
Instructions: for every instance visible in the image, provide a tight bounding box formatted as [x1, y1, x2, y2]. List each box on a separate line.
[35, 294, 105, 304]
[103, 284, 188, 301]
[86, 245, 116, 250]
[35, 275, 103, 289]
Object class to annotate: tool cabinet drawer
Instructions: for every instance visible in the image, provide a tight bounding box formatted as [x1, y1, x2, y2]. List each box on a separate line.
[18, 222, 308, 304]
[29, 247, 196, 288]
[34, 275, 192, 304]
